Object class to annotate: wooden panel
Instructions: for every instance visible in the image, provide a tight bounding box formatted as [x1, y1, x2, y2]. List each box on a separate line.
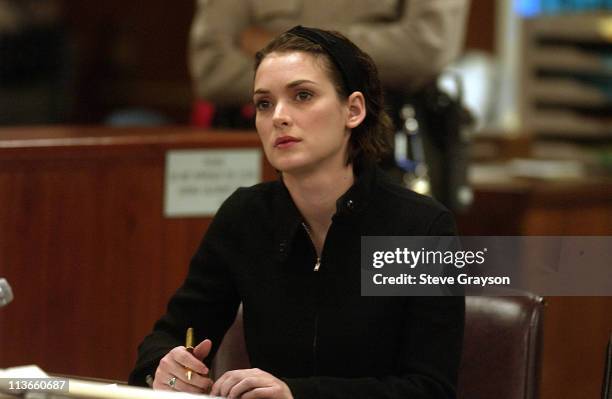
[523, 187, 612, 399]
[523, 205, 612, 235]
[464, 0, 496, 53]
[455, 187, 531, 235]
[542, 297, 612, 399]
[58, 0, 195, 122]
[458, 180, 612, 399]
[0, 127, 273, 380]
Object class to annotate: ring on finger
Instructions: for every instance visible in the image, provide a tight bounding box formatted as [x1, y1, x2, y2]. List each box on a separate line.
[168, 376, 177, 389]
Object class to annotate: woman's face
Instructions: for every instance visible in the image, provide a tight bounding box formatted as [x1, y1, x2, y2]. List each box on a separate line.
[253, 51, 353, 176]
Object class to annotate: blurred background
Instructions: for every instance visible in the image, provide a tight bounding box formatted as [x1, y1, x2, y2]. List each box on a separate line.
[2, 0, 611, 182]
[1, 1, 611, 399]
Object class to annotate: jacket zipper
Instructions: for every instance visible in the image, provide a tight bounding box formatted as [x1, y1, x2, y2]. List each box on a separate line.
[302, 221, 321, 375]
[302, 222, 321, 272]
[312, 313, 319, 375]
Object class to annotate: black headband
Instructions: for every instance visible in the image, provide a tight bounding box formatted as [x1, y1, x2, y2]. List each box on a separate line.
[286, 25, 364, 95]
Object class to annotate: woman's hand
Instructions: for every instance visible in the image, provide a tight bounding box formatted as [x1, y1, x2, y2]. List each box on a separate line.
[211, 368, 293, 399]
[153, 339, 213, 394]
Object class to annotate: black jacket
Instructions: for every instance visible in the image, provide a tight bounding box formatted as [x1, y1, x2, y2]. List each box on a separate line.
[129, 163, 464, 399]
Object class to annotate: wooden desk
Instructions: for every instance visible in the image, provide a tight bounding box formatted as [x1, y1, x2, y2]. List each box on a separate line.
[0, 126, 273, 380]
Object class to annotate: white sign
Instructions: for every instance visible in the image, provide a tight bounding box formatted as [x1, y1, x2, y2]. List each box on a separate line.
[164, 149, 262, 217]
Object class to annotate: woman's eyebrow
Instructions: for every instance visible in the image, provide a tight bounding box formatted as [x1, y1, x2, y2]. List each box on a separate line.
[254, 79, 317, 95]
[287, 79, 316, 88]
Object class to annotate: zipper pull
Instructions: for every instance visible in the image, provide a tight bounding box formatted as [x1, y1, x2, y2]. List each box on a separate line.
[314, 258, 321, 272]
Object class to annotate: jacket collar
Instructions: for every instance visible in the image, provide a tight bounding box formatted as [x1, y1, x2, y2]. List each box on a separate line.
[274, 160, 377, 262]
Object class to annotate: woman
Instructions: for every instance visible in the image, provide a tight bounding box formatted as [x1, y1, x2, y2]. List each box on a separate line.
[129, 26, 464, 399]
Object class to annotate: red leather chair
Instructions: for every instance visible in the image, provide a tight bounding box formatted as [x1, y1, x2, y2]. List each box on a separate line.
[212, 295, 545, 399]
[457, 295, 544, 399]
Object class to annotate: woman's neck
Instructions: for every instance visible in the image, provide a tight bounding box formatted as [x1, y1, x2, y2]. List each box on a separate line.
[282, 163, 354, 255]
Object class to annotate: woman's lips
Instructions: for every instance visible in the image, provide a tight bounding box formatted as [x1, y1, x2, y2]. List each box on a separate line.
[274, 136, 301, 148]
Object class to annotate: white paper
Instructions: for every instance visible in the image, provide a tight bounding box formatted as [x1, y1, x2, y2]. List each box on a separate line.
[1, 365, 223, 399]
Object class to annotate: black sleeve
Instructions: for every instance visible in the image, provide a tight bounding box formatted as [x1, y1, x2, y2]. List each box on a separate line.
[285, 209, 465, 399]
[128, 191, 245, 386]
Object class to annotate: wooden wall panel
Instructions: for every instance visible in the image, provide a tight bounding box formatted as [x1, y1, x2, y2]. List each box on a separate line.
[523, 190, 612, 399]
[0, 127, 272, 380]
[542, 297, 612, 399]
[464, 0, 495, 53]
[457, 181, 612, 399]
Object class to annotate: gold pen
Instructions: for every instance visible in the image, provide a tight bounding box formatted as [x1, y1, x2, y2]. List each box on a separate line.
[185, 327, 194, 381]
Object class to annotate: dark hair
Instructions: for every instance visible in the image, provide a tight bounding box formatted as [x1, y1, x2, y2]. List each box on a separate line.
[254, 29, 392, 165]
